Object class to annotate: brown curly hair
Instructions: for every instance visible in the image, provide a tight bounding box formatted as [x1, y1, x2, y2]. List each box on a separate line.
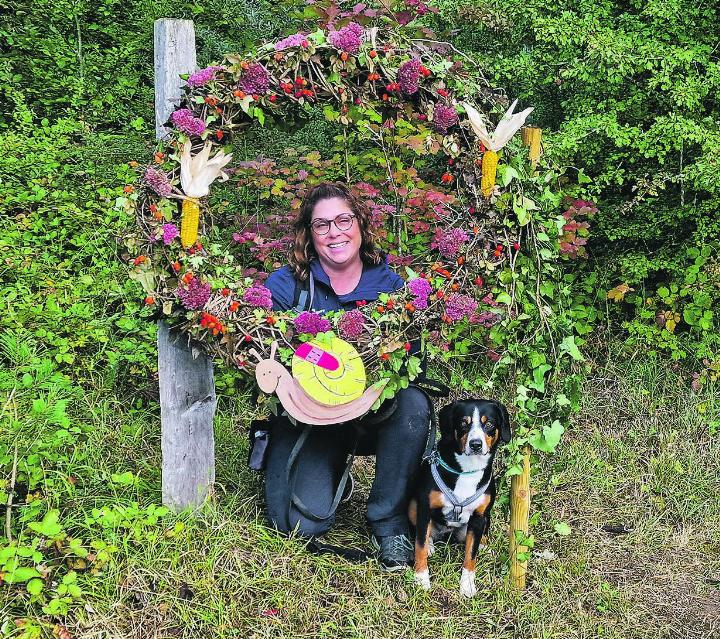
[289, 182, 382, 280]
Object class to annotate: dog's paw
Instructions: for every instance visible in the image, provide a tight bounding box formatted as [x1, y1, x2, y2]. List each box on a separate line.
[414, 570, 431, 591]
[427, 537, 436, 557]
[459, 568, 477, 598]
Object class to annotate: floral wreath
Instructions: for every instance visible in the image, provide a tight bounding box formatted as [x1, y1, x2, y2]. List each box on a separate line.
[122, 1, 594, 412]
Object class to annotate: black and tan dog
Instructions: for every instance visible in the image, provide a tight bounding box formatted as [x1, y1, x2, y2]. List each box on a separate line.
[409, 399, 511, 597]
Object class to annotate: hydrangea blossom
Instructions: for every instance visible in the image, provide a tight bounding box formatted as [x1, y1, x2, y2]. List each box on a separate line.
[397, 59, 422, 95]
[294, 311, 331, 336]
[243, 284, 273, 310]
[274, 33, 309, 51]
[338, 309, 365, 339]
[162, 223, 179, 245]
[177, 278, 211, 310]
[433, 227, 469, 259]
[444, 294, 478, 321]
[328, 22, 363, 54]
[237, 63, 270, 95]
[433, 104, 459, 133]
[171, 108, 206, 136]
[187, 66, 224, 88]
[144, 167, 173, 198]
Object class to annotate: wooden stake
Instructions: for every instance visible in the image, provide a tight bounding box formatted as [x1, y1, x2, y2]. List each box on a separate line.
[155, 19, 216, 511]
[509, 445, 531, 589]
[521, 127, 542, 169]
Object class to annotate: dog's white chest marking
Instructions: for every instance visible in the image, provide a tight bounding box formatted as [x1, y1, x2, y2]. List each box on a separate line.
[439, 454, 490, 526]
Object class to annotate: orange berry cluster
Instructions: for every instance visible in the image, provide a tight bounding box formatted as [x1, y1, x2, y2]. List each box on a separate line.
[200, 312, 226, 336]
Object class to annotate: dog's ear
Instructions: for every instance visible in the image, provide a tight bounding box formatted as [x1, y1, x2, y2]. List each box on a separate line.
[438, 403, 454, 443]
[494, 401, 512, 443]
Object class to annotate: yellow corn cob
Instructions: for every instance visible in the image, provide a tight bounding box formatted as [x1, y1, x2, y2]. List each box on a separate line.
[521, 126, 542, 168]
[180, 197, 201, 248]
[481, 150, 499, 198]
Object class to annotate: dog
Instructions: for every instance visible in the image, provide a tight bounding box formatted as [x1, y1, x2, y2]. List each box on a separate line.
[408, 399, 511, 597]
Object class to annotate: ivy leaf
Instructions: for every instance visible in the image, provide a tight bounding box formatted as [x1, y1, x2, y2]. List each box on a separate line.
[560, 335, 584, 361]
[528, 420, 565, 453]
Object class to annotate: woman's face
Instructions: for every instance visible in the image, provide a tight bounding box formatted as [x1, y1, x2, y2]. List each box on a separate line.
[310, 197, 362, 269]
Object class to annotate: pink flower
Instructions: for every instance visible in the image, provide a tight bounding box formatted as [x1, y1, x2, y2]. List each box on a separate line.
[328, 23, 363, 54]
[432, 227, 469, 259]
[243, 284, 273, 309]
[433, 104, 458, 133]
[275, 33, 308, 51]
[397, 59, 422, 95]
[177, 278, 211, 310]
[294, 311, 331, 336]
[444, 294, 478, 321]
[338, 309, 365, 340]
[171, 108, 206, 136]
[162, 223, 179, 245]
[407, 278, 433, 309]
[187, 66, 224, 88]
[144, 167, 172, 198]
[238, 63, 270, 95]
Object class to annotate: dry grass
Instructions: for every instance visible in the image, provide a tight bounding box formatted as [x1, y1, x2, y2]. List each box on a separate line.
[56, 357, 720, 639]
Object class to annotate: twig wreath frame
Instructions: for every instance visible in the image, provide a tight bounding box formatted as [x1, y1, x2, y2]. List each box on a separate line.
[123, 1, 591, 413]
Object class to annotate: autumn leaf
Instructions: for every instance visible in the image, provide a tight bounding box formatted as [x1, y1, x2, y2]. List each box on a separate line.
[607, 283, 634, 302]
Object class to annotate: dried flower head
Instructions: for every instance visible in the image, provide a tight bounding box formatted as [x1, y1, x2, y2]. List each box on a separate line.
[144, 167, 173, 198]
[187, 66, 224, 88]
[171, 108, 206, 137]
[338, 309, 365, 340]
[177, 278, 211, 310]
[243, 284, 273, 309]
[328, 23, 364, 54]
[397, 58, 422, 95]
[294, 311, 331, 336]
[433, 104, 459, 134]
[238, 63, 270, 95]
[444, 293, 478, 321]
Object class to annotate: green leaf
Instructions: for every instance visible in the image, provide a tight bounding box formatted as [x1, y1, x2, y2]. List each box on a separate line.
[27, 578, 44, 595]
[5, 566, 41, 583]
[28, 509, 63, 537]
[496, 292, 512, 305]
[559, 335, 584, 361]
[528, 420, 565, 453]
[554, 522, 572, 536]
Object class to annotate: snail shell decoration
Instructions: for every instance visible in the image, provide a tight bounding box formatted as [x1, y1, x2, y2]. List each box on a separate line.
[250, 340, 388, 425]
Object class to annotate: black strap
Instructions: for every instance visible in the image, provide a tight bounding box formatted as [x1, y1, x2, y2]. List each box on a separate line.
[407, 379, 449, 461]
[286, 424, 358, 523]
[292, 272, 315, 312]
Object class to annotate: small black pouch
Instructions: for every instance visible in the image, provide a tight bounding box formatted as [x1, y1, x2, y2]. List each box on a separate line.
[248, 419, 271, 472]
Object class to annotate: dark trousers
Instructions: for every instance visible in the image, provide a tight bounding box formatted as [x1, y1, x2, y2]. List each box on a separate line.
[264, 386, 432, 538]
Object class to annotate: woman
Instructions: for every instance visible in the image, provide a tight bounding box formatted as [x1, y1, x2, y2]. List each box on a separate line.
[263, 182, 432, 571]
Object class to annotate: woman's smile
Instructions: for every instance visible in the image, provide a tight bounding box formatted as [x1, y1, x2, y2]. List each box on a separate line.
[311, 197, 362, 268]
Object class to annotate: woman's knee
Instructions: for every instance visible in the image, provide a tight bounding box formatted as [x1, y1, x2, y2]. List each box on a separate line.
[396, 386, 432, 419]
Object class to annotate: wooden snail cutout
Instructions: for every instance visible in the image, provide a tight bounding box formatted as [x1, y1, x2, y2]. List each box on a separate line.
[250, 340, 388, 425]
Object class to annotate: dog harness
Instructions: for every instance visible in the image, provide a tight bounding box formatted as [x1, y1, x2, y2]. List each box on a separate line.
[428, 450, 493, 523]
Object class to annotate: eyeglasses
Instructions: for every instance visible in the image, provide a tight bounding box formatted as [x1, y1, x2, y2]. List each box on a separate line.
[310, 213, 356, 236]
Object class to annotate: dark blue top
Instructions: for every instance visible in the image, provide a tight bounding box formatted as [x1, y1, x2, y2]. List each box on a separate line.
[265, 258, 404, 312]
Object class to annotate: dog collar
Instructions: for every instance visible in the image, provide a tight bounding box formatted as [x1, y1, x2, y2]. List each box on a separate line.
[433, 451, 482, 476]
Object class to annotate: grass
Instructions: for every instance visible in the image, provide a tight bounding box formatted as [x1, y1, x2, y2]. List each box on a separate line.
[4, 351, 716, 639]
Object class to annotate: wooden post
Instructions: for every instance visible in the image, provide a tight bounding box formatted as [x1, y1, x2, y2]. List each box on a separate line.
[154, 19, 216, 511]
[521, 127, 542, 169]
[509, 445, 531, 589]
